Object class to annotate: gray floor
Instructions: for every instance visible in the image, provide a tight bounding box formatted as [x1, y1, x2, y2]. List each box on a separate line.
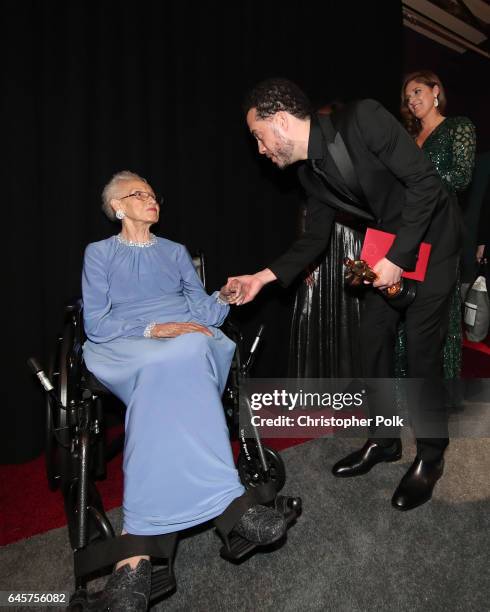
[1, 434, 489, 612]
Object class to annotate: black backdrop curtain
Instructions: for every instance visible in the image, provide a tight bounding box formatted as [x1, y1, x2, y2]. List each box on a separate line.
[3, 0, 403, 463]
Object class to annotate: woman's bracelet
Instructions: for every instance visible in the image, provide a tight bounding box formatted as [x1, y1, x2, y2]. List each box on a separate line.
[215, 291, 229, 306]
[143, 322, 157, 338]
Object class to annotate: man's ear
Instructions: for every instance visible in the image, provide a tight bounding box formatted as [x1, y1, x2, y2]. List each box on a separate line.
[275, 110, 289, 131]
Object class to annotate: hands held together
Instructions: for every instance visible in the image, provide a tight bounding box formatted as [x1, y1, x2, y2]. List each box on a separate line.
[220, 269, 277, 306]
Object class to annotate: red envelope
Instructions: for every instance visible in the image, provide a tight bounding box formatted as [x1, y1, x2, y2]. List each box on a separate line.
[360, 228, 431, 282]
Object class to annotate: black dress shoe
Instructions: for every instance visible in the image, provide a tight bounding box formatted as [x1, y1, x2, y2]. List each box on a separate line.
[96, 558, 152, 611]
[332, 440, 402, 478]
[392, 456, 444, 511]
[233, 504, 287, 545]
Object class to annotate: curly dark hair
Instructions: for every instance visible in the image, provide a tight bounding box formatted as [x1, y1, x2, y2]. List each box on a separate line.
[243, 77, 312, 120]
[401, 70, 447, 137]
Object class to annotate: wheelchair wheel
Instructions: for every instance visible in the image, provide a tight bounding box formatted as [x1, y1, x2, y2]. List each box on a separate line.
[46, 323, 76, 490]
[46, 305, 86, 490]
[237, 445, 286, 493]
[45, 391, 62, 491]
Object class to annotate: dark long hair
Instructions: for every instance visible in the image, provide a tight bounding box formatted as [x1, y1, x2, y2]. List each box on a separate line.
[401, 70, 447, 137]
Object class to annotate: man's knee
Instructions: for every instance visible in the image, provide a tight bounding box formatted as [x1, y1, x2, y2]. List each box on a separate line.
[404, 297, 451, 376]
[360, 307, 398, 353]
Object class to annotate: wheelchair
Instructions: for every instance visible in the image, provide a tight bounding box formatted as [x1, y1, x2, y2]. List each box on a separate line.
[29, 252, 301, 610]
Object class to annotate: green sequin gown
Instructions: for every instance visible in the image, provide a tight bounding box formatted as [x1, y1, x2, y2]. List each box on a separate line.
[396, 116, 476, 386]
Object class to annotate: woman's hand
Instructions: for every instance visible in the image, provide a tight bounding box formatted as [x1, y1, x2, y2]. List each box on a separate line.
[151, 322, 212, 338]
[476, 244, 486, 263]
[218, 279, 243, 304]
[304, 265, 318, 287]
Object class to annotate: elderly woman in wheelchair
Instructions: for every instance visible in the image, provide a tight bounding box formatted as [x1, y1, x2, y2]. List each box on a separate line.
[81, 171, 287, 610]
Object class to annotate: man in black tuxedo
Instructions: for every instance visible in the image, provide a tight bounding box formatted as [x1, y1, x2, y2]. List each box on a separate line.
[230, 78, 462, 511]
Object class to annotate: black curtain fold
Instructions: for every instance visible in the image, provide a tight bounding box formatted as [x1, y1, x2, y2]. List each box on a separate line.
[3, 0, 403, 462]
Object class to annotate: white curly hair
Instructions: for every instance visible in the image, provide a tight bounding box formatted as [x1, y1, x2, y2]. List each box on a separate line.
[101, 170, 149, 221]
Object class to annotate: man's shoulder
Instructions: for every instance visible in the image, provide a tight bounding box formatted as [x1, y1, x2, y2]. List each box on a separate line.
[350, 98, 386, 120]
[329, 99, 386, 133]
[345, 99, 401, 139]
[333, 98, 383, 118]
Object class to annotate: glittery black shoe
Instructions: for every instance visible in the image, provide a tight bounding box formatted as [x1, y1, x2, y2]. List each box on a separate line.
[97, 559, 152, 612]
[233, 504, 287, 545]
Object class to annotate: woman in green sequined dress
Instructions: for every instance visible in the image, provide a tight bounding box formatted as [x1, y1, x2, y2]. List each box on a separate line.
[397, 70, 476, 401]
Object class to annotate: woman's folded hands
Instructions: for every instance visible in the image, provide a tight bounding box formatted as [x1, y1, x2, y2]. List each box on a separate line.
[150, 322, 213, 338]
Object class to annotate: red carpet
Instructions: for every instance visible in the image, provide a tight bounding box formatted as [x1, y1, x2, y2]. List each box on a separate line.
[462, 334, 490, 377]
[2, 336, 488, 547]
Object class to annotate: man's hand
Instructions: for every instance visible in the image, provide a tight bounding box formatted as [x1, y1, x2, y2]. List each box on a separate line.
[152, 322, 212, 338]
[226, 268, 277, 305]
[476, 244, 486, 263]
[369, 257, 403, 290]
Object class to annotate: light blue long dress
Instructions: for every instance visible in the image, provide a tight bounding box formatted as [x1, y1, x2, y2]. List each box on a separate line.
[82, 234, 245, 536]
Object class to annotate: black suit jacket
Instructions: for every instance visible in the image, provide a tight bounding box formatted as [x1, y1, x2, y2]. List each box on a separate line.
[269, 99, 462, 287]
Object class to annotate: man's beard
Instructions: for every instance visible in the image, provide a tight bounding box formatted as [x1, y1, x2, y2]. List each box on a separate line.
[271, 129, 295, 169]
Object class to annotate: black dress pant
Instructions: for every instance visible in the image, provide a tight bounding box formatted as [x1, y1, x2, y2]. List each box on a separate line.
[360, 254, 459, 461]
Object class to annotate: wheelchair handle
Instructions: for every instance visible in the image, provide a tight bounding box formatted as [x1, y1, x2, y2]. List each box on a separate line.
[27, 357, 54, 392]
[249, 324, 265, 353]
[240, 324, 265, 376]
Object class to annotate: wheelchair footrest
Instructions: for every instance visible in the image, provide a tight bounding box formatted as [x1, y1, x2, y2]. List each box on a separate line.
[150, 564, 177, 600]
[218, 493, 302, 562]
[219, 531, 261, 562]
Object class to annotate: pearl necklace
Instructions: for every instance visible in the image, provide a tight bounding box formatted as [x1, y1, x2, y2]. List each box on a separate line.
[116, 233, 157, 248]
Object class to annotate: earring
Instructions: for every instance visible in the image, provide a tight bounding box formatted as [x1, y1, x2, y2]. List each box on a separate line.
[116, 210, 125, 220]
[434, 96, 439, 108]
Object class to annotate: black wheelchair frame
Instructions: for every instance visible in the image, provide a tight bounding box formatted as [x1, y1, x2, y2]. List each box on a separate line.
[28, 254, 301, 610]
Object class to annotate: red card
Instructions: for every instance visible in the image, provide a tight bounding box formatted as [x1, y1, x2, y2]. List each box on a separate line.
[360, 228, 431, 282]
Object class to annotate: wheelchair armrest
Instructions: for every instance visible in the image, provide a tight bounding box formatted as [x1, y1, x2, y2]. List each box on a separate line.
[82, 364, 112, 395]
[64, 297, 83, 314]
[222, 318, 242, 343]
